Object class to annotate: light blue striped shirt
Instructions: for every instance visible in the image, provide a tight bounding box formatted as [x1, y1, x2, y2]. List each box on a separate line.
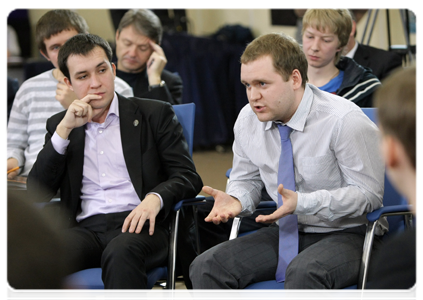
[227, 84, 387, 234]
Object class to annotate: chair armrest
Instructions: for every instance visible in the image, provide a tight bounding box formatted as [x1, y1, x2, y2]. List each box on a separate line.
[366, 205, 412, 222]
[173, 195, 206, 211]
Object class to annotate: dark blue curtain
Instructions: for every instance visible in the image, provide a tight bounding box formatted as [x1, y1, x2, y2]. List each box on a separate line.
[162, 32, 249, 148]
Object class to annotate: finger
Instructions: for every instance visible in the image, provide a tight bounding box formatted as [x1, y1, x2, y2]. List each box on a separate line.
[134, 214, 147, 234]
[81, 94, 102, 104]
[256, 214, 274, 223]
[202, 186, 218, 197]
[7, 170, 18, 180]
[122, 212, 134, 232]
[148, 216, 156, 236]
[278, 184, 284, 195]
[148, 40, 164, 54]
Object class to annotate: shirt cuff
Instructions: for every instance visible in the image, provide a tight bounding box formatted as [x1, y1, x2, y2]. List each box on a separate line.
[51, 131, 70, 155]
[146, 192, 164, 210]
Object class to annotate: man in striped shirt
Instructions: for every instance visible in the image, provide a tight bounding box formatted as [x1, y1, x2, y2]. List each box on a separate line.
[302, 9, 381, 107]
[7, 10, 133, 179]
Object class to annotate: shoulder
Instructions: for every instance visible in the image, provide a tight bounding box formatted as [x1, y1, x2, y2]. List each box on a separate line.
[161, 69, 182, 83]
[118, 94, 173, 116]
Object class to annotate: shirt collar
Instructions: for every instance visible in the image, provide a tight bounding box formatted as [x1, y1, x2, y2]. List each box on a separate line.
[265, 84, 313, 132]
[345, 40, 358, 58]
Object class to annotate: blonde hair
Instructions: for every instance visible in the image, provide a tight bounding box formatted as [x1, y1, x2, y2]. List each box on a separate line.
[302, 9, 352, 64]
[241, 32, 308, 88]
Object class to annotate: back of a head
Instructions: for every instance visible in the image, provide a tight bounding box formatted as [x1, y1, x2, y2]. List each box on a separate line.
[117, 9, 163, 44]
[58, 33, 113, 81]
[241, 32, 308, 88]
[5, 190, 66, 300]
[35, 10, 89, 55]
[302, 9, 352, 63]
[375, 66, 416, 169]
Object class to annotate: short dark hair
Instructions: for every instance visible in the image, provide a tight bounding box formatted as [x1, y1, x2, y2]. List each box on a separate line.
[375, 66, 416, 169]
[35, 10, 89, 55]
[117, 9, 163, 44]
[58, 33, 113, 82]
[241, 32, 308, 88]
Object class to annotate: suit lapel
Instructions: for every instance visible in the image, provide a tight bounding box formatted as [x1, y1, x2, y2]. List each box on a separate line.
[118, 94, 144, 200]
[67, 126, 85, 204]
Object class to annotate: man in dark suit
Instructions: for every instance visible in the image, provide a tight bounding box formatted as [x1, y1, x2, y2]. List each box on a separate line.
[114, 9, 183, 105]
[27, 33, 202, 289]
[344, 10, 403, 81]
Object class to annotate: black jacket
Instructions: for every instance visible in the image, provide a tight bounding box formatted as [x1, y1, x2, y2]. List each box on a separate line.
[336, 56, 381, 107]
[116, 68, 183, 105]
[27, 94, 202, 228]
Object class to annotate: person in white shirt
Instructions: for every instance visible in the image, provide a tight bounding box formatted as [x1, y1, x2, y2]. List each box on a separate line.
[190, 32, 385, 289]
[7, 10, 133, 179]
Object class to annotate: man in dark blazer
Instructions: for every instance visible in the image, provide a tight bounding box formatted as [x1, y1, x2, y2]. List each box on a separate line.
[344, 12, 403, 81]
[27, 33, 202, 289]
[114, 9, 183, 105]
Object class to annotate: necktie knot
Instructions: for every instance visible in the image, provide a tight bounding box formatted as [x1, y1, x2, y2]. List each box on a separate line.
[278, 124, 293, 140]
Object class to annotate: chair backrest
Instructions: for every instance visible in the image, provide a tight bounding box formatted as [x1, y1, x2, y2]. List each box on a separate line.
[361, 107, 407, 233]
[172, 103, 196, 156]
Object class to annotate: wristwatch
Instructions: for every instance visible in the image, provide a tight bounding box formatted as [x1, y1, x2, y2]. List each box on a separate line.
[148, 80, 165, 91]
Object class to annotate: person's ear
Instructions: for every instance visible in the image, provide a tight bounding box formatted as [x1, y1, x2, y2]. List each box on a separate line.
[291, 69, 303, 90]
[64, 77, 73, 91]
[111, 62, 116, 77]
[382, 135, 399, 169]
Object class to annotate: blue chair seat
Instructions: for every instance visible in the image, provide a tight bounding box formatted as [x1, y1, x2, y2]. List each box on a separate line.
[239, 280, 357, 300]
[64, 266, 168, 289]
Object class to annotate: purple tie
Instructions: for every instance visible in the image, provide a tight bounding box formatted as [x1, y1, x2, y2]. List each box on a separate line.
[275, 124, 299, 282]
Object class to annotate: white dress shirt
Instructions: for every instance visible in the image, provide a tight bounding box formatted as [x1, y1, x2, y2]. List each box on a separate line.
[227, 84, 387, 234]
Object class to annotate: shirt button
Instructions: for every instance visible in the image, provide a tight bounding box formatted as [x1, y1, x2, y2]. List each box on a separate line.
[108, 199, 112, 203]
[99, 130, 103, 134]
[102, 173, 106, 177]
[100, 151, 104, 155]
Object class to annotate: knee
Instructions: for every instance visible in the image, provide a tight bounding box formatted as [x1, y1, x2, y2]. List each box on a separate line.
[189, 248, 214, 281]
[102, 234, 146, 267]
[284, 257, 330, 289]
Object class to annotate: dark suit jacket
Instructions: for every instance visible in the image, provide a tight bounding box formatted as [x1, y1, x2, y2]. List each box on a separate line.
[27, 94, 202, 228]
[353, 43, 403, 81]
[116, 68, 183, 105]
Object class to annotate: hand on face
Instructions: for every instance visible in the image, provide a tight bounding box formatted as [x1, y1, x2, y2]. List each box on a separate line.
[202, 186, 242, 225]
[146, 41, 167, 85]
[54, 69, 78, 109]
[56, 94, 102, 140]
[255, 184, 298, 223]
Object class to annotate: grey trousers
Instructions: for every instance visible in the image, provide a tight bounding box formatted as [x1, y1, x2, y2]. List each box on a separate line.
[190, 224, 367, 289]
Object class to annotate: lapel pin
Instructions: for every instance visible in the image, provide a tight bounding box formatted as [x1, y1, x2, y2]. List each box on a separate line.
[133, 120, 139, 127]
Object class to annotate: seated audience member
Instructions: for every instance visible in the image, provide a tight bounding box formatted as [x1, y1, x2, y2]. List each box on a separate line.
[7, 10, 133, 180]
[114, 9, 183, 104]
[190, 32, 386, 289]
[8, 188, 68, 289]
[366, 66, 416, 289]
[344, 10, 403, 81]
[4, 76, 19, 129]
[302, 9, 381, 107]
[27, 33, 202, 289]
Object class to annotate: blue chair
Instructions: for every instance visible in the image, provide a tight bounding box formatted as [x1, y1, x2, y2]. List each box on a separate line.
[228, 107, 413, 289]
[64, 103, 205, 289]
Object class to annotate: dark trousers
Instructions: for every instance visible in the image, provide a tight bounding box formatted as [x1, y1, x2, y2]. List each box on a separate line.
[63, 211, 168, 289]
[190, 224, 372, 289]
